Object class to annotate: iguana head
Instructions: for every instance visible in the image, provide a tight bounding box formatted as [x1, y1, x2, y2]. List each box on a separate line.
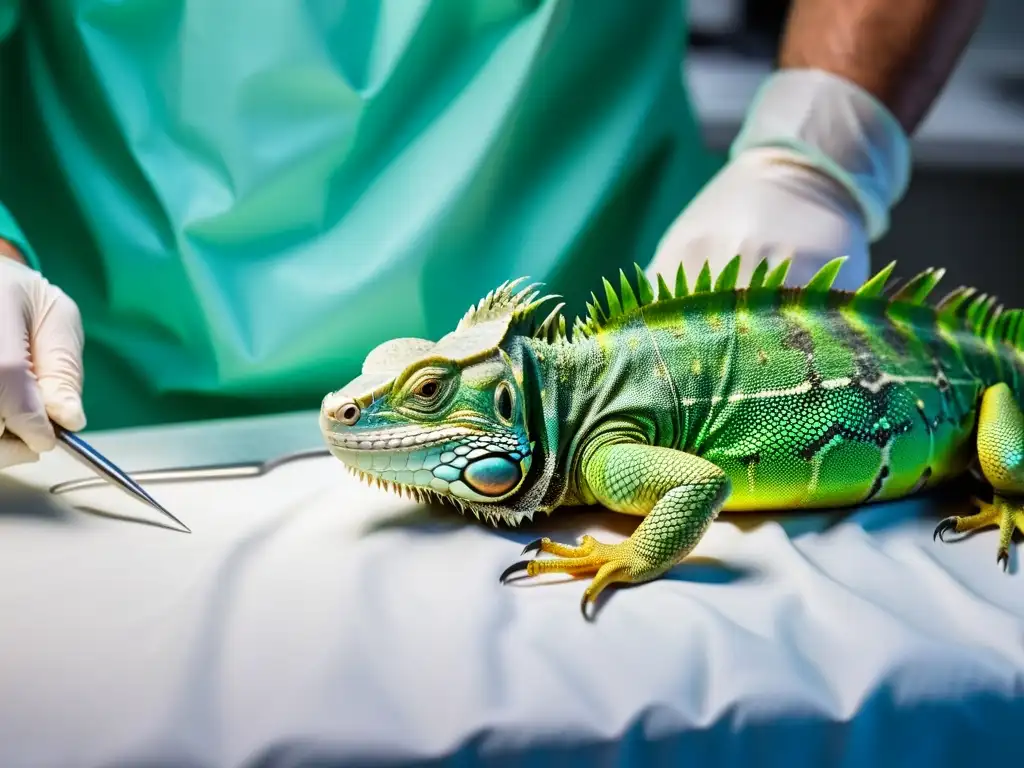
[319, 279, 561, 524]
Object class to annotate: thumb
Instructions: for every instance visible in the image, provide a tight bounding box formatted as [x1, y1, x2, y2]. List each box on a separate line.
[30, 289, 86, 432]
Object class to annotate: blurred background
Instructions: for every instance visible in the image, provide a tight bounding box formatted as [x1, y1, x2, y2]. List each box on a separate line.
[686, 0, 1024, 304]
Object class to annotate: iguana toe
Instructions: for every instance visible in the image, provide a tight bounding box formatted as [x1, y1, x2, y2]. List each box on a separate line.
[932, 517, 957, 542]
[933, 495, 1024, 571]
[500, 535, 653, 618]
[498, 559, 531, 583]
[520, 537, 544, 555]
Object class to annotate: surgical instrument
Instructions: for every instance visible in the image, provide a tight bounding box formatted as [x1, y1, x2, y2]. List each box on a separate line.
[49, 447, 331, 495]
[53, 423, 192, 533]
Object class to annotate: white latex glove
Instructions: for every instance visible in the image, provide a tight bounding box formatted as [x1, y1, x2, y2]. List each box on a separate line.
[0, 254, 86, 469]
[648, 69, 911, 291]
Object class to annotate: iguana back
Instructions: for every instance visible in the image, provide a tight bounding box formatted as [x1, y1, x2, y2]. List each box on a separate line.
[632, 285, 1017, 511]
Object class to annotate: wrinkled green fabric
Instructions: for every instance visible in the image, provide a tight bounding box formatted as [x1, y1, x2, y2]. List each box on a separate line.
[0, 0, 718, 431]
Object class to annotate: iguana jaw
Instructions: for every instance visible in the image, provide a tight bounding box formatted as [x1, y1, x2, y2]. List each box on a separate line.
[319, 409, 535, 521]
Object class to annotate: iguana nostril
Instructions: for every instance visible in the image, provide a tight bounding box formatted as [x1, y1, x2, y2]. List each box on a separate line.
[338, 403, 360, 425]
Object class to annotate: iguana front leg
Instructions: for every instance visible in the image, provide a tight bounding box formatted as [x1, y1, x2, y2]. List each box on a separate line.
[934, 383, 1024, 569]
[500, 441, 730, 618]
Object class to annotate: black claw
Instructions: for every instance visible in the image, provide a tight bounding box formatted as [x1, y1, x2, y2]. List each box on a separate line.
[998, 549, 1009, 572]
[580, 593, 596, 622]
[933, 517, 957, 542]
[521, 537, 544, 556]
[499, 559, 531, 584]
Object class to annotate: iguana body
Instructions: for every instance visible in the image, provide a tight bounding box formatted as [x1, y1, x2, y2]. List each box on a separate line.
[320, 255, 1024, 617]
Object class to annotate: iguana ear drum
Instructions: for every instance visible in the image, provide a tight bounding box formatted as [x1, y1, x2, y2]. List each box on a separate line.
[462, 455, 522, 497]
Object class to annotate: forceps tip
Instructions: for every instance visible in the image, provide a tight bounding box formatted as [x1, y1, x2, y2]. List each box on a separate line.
[162, 509, 192, 533]
[136, 491, 191, 533]
[53, 424, 193, 533]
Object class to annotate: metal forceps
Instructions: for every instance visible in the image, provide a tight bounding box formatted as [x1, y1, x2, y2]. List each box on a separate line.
[49, 439, 332, 527]
[53, 423, 192, 533]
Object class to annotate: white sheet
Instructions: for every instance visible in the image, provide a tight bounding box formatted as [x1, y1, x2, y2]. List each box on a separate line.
[1, 411, 1023, 767]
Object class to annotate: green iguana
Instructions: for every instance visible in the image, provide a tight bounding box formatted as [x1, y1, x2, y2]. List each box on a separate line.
[319, 255, 1024, 618]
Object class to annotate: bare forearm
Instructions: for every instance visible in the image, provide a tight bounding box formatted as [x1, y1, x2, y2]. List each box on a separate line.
[779, 0, 987, 132]
[0, 238, 25, 264]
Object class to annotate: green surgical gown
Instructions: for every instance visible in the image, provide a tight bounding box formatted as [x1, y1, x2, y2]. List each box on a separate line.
[0, 0, 719, 431]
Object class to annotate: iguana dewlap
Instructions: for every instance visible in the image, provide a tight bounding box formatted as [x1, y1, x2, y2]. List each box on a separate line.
[319, 255, 1024, 618]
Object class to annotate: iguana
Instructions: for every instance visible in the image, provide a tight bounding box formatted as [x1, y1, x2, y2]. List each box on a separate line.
[319, 255, 1024, 617]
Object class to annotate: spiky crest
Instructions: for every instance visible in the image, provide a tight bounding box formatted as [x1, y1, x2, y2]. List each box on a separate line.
[747, 258, 769, 290]
[459, 256, 1021, 352]
[854, 260, 896, 298]
[552, 259, 1024, 352]
[569, 255, 852, 341]
[447, 275, 565, 350]
[891, 267, 946, 304]
[457, 276, 560, 333]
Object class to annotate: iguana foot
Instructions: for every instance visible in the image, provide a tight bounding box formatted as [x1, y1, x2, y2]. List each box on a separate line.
[934, 496, 1024, 571]
[500, 535, 660, 619]
[934, 384, 1024, 571]
[499, 443, 729, 619]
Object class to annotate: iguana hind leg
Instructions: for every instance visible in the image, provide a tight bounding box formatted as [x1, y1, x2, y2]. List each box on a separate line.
[500, 442, 729, 618]
[934, 383, 1024, 570]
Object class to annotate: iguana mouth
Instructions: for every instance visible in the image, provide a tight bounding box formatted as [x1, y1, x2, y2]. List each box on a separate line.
[321, 424, 480, 452]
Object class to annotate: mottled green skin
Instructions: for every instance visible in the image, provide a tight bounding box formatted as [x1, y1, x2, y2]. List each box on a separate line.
[519, 288, 1022, 518]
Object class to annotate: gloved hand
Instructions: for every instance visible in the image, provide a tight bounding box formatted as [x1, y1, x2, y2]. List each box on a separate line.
[648, 68, 911, 291]
[0, 252, 86, 469]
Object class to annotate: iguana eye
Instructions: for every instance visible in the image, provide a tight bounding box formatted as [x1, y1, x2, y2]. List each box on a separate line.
[399, 368, 453, 414]
[416, 379, 440, 399]
[495, 381, 514, 424]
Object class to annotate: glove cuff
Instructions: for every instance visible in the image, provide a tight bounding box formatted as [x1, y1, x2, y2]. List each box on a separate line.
[730, 68, 910, 241]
